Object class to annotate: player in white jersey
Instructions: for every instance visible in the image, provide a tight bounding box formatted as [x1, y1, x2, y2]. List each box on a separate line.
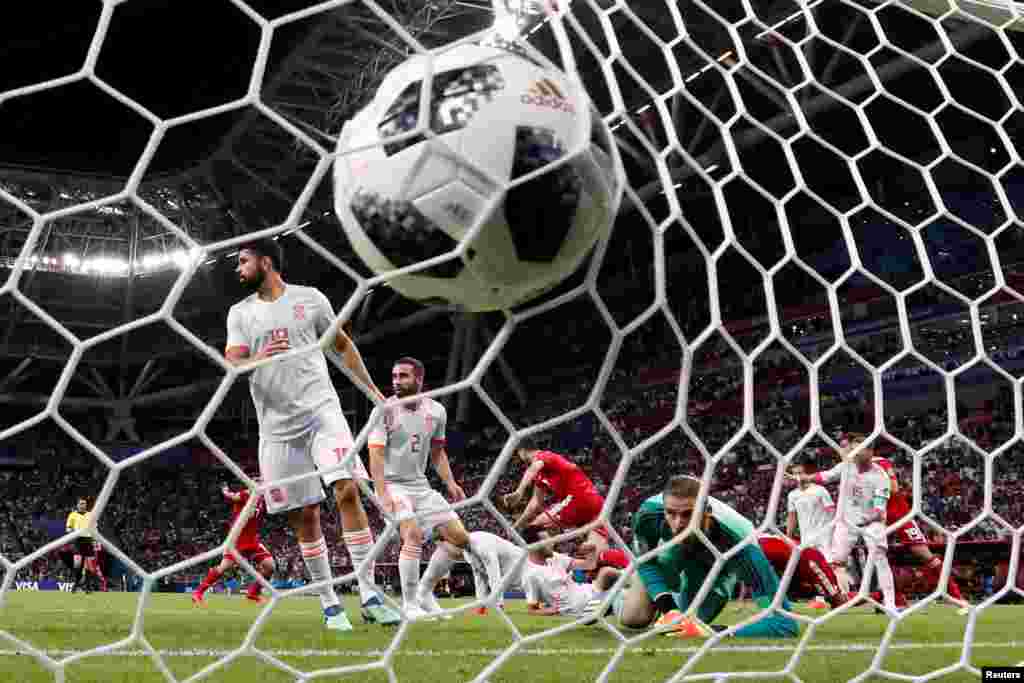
[416, 530, 526, 617]
[225, 239, 399, 631]
[786, 461, 837, 609]
[520, 528, 622, 619]
[369, 356, 490, 619]
[796, 434, 898, 611]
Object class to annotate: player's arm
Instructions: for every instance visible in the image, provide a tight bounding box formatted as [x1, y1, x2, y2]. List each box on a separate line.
[314, 290, 384, 402]
[527, 603, 560, 616]
[862, 475, 890, 526]
[819, 487, 836, 516]
[65, 512, 75, 534]
[330, 326, 385, 402]
[368, 407, 394, 510]
[785, 510, 798, 541]
[369, 443, 392, 512]
[811, 462, 844, 486]
[224, 305, 287, 368]
[524, 576, 559, 616]
[430, 444, 466, 502]
[505, 458, 545, 508]
[513, 486, 546, 531]
[632, 508, 677, 615]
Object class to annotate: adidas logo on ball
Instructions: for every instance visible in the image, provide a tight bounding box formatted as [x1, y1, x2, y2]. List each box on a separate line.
[521, 79, 576, 113]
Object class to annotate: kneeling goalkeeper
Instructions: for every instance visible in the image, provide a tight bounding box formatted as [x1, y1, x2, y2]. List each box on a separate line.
[620, 475, 798, 638]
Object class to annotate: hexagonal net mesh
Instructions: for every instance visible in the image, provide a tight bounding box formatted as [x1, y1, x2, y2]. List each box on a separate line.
[2, 0, 1024, 681]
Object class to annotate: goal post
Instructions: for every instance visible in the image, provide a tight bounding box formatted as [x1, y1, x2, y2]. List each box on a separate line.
[1, 0, 1023, 681]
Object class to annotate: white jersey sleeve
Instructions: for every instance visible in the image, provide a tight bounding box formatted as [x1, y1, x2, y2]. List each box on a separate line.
[226, 304, 248, 351]
[786, 488, 799, 514]
[312, 288, 335, 338]
[431, 403, 447, 449]
[818, 461, 846, 485]
[817, 485, 835, 511]
[368, 405, 387, 448]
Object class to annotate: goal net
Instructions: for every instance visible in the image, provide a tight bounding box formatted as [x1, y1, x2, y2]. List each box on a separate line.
[1, 0, 1023, 681]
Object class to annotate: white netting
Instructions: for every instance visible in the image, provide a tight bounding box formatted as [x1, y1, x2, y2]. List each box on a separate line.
[2, 0, 1024, 681]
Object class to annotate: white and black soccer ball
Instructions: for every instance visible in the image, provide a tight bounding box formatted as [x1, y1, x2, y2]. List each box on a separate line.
[333, 41, 623, 312]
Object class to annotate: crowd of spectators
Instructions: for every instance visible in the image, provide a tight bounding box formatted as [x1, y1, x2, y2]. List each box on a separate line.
[4, 276, 1024, 595]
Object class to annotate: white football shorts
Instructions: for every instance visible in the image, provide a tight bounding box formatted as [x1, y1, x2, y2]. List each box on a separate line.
[830, 520, 887, 564]
[259, 404, 368, 514]
[387, 482, 458, 536]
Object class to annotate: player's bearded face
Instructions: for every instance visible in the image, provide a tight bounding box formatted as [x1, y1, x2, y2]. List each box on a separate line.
[392, 364, 421, 397]
[236, 251, 265, 292]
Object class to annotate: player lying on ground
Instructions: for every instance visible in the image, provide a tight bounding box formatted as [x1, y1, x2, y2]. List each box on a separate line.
[623, 475, 798, 638]
[786, 461, 836, 608]
[502, 446, 609, 564]
[66, 497, 107, 593]
[369, 356, 489, 620]
[417, 530, 526, 616]
[193, 482, 275, 605]
[794, 434, 899, 611]
[521, 528, 622, 619]
[758, 534, 846, 609]
[226, 238, 399, 631]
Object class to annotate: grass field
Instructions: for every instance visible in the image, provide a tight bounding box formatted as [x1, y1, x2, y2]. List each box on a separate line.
[1, 591, 1022, 682]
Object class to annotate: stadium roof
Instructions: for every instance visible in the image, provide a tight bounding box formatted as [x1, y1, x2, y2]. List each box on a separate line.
[0, 0, 1020, 437]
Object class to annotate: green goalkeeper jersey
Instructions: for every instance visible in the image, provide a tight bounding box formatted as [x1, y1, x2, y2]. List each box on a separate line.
[631, 493, 764, 601]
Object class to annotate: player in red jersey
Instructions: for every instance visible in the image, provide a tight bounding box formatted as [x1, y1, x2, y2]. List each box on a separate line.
[192, 483, 275, 605]
[502, 448, 609, 561]
[758, 535, 847, 609]
[872, 455, 966, 607]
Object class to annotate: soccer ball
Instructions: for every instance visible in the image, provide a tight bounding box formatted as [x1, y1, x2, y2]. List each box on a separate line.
[333, 41, 622, 312]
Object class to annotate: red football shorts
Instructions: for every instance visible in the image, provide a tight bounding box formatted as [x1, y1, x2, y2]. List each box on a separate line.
[225, 543, 272, 566]
[538, 493, 607, 536]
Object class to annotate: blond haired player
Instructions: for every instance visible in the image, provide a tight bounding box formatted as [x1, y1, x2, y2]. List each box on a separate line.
[369, 356, 488, 619]
[795, 434, 898, 611]
[225, 238, 399, 631]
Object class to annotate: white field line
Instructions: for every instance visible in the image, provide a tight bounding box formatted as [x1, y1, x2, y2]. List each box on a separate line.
[0, 642, 1019, 658]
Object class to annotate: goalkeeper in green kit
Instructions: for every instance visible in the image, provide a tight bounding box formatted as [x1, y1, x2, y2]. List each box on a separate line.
[621, 475, 798, 638]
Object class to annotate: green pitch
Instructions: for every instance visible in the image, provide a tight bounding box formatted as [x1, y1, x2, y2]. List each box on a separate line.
[1, 591, 1022, 682]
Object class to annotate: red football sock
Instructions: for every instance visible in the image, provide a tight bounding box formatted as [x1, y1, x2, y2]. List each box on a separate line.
[923, 556, 963, 601]
[197, 567, 222, 596]
[246, 581, 262, 599]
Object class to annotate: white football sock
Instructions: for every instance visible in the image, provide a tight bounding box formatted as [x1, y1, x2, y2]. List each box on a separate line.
[399, 543, 422, 608]
[342, 528, 378, 604]
[417, 545, 456, 602]
[874, 554, 897, 610]
[300, 537, 340, 611]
